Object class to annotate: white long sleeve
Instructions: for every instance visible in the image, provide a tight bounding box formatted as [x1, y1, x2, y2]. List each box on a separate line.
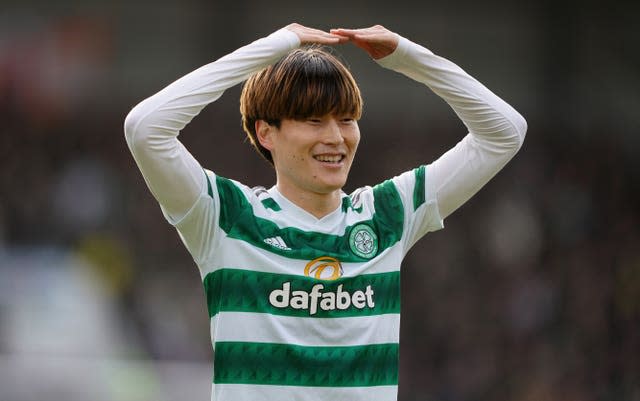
[377, 36, 527, 219]
[124, 28, 300, 222]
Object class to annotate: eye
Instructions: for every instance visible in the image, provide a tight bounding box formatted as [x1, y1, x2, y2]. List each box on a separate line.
[306, 118, 322, 124]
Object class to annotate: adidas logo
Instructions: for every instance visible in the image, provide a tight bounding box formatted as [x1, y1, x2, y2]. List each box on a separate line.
[264, 236, 292, 251]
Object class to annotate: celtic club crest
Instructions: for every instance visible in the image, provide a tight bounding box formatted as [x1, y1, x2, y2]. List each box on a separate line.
[349, 224, 378, 259]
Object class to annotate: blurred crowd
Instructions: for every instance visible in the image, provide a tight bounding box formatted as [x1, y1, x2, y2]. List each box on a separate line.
[1, 5, 638, 401]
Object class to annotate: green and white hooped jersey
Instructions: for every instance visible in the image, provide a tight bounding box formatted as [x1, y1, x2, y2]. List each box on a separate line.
[172, 166, 443, 401]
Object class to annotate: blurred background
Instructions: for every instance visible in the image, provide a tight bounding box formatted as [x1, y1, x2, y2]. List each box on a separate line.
[1, 0, 638, 400]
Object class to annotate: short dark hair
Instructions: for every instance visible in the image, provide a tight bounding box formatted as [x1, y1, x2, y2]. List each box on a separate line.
[240, 46, 363, 164]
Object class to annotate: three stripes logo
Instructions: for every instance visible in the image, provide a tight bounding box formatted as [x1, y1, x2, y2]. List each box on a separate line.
[263, 236, 292, 251]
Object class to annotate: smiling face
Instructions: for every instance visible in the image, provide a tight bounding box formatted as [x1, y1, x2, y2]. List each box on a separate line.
[240, 46, 363, 165]
[258, 115, 360, 197]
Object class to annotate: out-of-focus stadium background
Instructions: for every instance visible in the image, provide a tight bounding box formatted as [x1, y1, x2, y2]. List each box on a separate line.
[1, 1, 638, 400]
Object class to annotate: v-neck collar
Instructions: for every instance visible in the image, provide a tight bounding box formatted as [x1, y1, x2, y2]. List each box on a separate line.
[268, 186, 346, 227]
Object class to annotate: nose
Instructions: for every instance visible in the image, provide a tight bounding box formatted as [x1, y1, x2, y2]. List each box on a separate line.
[322, 117, 344, 145]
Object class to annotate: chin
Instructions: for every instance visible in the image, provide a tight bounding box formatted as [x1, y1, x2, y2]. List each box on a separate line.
[317, 180, 347, 194]
[309, 171, 350, 194]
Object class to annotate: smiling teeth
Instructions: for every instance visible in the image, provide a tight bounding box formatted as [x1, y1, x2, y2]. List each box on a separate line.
[315, 155, 342, 163]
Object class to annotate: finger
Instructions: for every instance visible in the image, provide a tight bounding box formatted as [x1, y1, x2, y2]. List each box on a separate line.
[331, 26, 384, 35]
[330, 27, 369, 33]
[330, 28, 391, 44]
[288, 25, 348, 45]
[306, 27, 335, 36]
[306, 33, 348, 44]
[329, 28, 362, 38]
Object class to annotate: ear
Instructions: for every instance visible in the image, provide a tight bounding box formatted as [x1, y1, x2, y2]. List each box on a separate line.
[255, 120, 275, 151]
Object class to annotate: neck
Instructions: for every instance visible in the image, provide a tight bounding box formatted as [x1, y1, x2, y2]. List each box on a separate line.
[276, 182, 342, 219]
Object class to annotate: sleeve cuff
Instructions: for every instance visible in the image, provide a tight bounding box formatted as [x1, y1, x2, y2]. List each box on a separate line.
[269, 27, 301, 50]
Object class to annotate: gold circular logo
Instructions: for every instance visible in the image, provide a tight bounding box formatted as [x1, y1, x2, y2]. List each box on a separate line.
[304, 256, 343, 281]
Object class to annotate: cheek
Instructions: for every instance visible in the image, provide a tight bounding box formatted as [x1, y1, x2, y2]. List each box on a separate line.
[348, 131, 361, 151]
[349, 125, 361, 144]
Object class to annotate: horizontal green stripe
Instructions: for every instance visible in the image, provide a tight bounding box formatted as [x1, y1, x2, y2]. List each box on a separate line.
[203, 268, 400, 318]
[214, 342, 398, 387]
[216, 176, 404, 262]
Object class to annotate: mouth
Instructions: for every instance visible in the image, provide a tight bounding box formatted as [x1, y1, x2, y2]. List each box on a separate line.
[313, 154, 345, 165]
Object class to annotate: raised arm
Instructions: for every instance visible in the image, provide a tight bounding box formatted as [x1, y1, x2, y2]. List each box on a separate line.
[124, 25, 345, 222]
[334, 26, 527, 220]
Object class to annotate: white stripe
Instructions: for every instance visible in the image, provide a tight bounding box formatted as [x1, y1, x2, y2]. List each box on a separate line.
[212, 312, 400, 347]
[201, 236, 403, 277]
[212, 383, 398, 401]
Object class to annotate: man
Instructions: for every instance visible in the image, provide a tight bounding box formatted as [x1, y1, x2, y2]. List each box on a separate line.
[125, 23, 526, 401]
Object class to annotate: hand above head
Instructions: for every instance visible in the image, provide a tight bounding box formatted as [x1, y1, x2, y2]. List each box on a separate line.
[330, 25, 399, 60]
[285, 23, 349, 45]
